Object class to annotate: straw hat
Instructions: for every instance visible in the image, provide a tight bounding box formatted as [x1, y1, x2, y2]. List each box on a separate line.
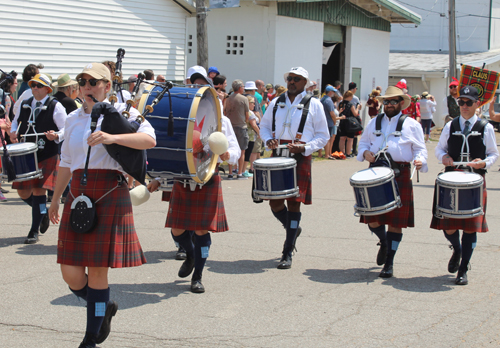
[376, 86, 411, 109]
[28, 74, 53, 93]
[52, 73, 78, 88]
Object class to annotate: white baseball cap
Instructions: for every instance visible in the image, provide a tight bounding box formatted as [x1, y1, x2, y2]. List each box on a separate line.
[186, 65, 207, 80]
[283, 67, 311, 88]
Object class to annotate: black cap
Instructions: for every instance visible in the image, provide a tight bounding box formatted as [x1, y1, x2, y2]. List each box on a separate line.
[348, 82, 357, 90]
[459, 85, 479, 101]
[190, 73, 214, 88]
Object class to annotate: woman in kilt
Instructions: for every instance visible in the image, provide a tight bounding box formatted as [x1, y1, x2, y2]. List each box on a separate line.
[431, 86, 498, 286]
[48, 63, 156, 348]
[357, 86, 428, 278]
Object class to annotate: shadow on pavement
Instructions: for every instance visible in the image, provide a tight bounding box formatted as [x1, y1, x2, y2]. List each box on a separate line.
[51, 281, 189, 309]
[207, 259, 278, 274]
[16, 243, 57, 256]
[380, 274, 454, 292]
[142, 250, 176, 264]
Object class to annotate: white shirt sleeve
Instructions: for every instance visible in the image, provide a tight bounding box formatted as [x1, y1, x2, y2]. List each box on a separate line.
[53, 102, 68, 143]
[221, 115, 240, 165]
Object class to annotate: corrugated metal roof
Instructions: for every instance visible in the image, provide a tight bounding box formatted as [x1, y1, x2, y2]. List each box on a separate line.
[278, 0, 391, 32]
[0, 0, 188, 80]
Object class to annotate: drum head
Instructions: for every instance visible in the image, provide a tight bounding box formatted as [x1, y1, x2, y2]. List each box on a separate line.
[5, 142, 38, 154]
[350, 166, 393, 183]
[254, 157, 296, 167]
[186, 86, 221, 183]
[438, 171, 483, 185]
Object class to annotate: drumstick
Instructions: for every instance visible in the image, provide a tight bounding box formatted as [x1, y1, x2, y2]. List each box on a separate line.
[21, 132, 47, 137]
[410, 165, 417, 180]
[452, 160, 485, 166]
[277, 143, 305, 149]
[16, 121, 22, 134]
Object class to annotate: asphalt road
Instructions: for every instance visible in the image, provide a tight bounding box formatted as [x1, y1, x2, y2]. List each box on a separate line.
[1, 140, 500, 347]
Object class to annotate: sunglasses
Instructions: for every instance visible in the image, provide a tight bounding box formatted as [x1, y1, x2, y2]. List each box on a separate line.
[449, 85, 458, 89]
[458, 99, 475, 107]
[383, 99, 402, 106]
[286, 76, 304, 83]
[78, 78, 103, 87]
[31, 83, 46, 89]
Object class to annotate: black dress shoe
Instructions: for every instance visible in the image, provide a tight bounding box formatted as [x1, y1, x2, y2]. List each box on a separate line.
[178, 257, 195, 278]
[175, 247, 187, 260]
[376, 242, 388, 266]
[78, 332, 97, 348]
[24, 232, 39, 244]
[448, 246, 461, 273]
[455, 270, 468, 285]
[191, 279, 205, 293]
[96, 301, 118, 344]
[379, 264, 393, 278]
[40, 214, 50, 234]
[277, 253, 292, 269]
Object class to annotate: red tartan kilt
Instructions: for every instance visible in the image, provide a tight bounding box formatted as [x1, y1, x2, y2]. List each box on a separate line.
[430, 176, 488, 232]
[12, 155, 59, 191]
[57, 169, 146, 268]
[166, 174, 228, 232]
[360, 164, 414, 228]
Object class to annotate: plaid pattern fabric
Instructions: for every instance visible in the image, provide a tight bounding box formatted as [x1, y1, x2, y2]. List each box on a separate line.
[430, 176, 488, 232]
[166, 174, 228, 232]
[57, 169, 146, 268]
[12, 155, 59, 191]
[161, 191, 171, 202]
[273, 140, 313, 204]
[360, 164, 414, 228]
[459, 65, 500, 107]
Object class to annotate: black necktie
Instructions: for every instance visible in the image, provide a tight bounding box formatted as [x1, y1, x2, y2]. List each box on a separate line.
[463, 120, 470, 136]
[34, 101, 42, 119]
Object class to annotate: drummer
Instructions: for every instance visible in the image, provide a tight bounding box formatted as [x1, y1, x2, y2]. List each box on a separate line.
[158, 70, 240, 293]
[9, 73, 67, 244]
[260, 67, 329, 269]
[430, 85, 498, 285]
[357, 85, 427, 278]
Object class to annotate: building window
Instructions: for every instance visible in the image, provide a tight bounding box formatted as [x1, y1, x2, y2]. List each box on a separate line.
[188, 35, 193, 54]
[226, 35, 244, 56]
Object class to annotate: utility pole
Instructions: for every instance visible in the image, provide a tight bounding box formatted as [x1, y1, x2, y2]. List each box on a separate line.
[196, 0, 208, 69]
[448, 0, 457, 81]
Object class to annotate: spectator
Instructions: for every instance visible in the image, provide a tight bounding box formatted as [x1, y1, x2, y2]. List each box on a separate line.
[265, 83, 274, 103]
[156, 75, 166, 83]
[244, 81, 261, 120]
[306, 80, 317, 95]
[127, 75, 137, 93]
[275, 85, 287, 98]
[338, 90, 359, 158]
[347, 83, 362, 155]
[224, 79, 249, 179]
[333, 80, 343, 95]
[419, 91, 436, 142]
[144, 69, 154, 81]
[255, 80, 267, 116]
[208, 66, 220, 80]
[321, 86, 344, 159]
[444, 77, 460, 124]
[242, 95, 260, 177]
[367, 89, 380, 118]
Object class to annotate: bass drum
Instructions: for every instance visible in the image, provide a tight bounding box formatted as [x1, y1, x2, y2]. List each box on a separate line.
[138, 85, 221, 184]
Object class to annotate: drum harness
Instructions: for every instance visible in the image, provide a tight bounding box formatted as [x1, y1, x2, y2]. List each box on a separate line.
[271, 93, 312, 162]
[370, 113, 409, 177]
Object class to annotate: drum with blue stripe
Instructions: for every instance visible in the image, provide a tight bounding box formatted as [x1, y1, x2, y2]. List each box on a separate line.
[253, 157, 299, 200]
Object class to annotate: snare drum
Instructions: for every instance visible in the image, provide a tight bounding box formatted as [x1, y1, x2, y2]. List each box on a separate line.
[0, 142, 42, 182]
[435, 171, 484, 219]
[349, 167, 401, 216]
[253, 157, 299, 200]
[138, 85, 221, 184]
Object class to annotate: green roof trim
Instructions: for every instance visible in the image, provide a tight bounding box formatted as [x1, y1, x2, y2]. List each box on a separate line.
[372, 0, 421, 25]
[278, 1, 391, 32]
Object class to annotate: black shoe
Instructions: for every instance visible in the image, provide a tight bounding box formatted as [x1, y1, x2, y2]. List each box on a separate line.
[78, 333, 97, 348]
[47, 195, 52, 203]
[24, 232, 39, 244]
[40, 214, 50, 234]
[448, 245, 461, 273]
[379, 264, 393, 278]
[61, 196, 66, 204]
[0, 187, 9, 193]
[455, 270, 468, 285]
[191, 279, 205, 293]
[277, 252, 292, 269]
[178, 257, 195, 278]
[175, 247, 187, 261]
[376, 242, 388, 266]
[96, 301, 118, 344]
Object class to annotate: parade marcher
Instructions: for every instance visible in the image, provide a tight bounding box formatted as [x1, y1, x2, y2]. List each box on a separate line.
[163, 71, 240, 293]
[357, 85, 428, 278]
[431, 86, 498, 285]
[52, 74, 79, 114]
[9, 74, 67, 244]
[48, 62, 156, 347]
[260, 67, 329, 269]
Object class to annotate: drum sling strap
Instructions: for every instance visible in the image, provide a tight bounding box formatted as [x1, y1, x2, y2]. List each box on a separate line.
[371, 114, 408, 176]
[271, 93, 312, 160]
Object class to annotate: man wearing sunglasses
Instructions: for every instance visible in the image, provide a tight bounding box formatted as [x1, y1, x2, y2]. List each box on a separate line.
[431, 85, 498, 286]
[357, 85, 428, 278]
[260, 67, 329, 269]
[9, 73, 67, 244]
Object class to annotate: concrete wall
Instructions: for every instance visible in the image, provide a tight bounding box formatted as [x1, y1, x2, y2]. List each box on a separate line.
[345, 27, 391, 125]
[390, 0, 491, 53]
[187, 3, 324, 89]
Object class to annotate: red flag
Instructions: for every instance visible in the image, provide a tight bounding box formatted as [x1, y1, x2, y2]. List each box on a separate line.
[459, 65, 500, 107]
